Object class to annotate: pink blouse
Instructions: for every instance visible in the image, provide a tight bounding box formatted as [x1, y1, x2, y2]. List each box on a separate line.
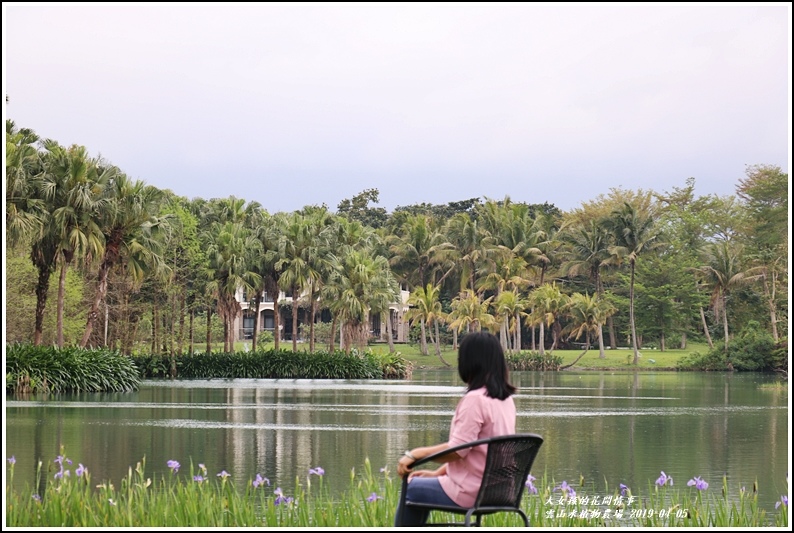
[438, 387, 516, 507]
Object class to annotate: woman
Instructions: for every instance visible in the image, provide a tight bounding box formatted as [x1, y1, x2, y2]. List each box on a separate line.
[394, 331, 517, 527]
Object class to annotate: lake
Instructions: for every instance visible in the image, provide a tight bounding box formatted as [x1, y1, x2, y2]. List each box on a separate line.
[4, 370, 789, 517]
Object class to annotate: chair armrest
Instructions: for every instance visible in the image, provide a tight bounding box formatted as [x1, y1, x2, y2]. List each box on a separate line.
[407, 436, 495, 469]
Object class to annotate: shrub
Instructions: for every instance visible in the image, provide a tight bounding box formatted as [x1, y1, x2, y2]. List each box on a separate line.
[5, 344, 141, 393]
[506, 351, 562, 371]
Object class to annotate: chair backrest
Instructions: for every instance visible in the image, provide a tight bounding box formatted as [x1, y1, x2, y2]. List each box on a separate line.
[472, 433, 544, 509]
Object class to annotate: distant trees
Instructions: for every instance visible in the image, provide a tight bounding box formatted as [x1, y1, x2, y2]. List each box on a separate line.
[6, 119, 787, 368]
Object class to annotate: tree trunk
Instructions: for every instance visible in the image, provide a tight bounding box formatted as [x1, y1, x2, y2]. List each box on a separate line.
[273, 299, 281, 351]
[597, 325, 606, 358]
[420, 318, 428, 355]
[538, 323, 545, 356]
[700, 307, 713, 349]
[386, 310, 395, 353]
[762, 273, 779, 341]
[629, 262, 640, 365]
[309, 291, 317, 353]
[177, 292, 186, 355]
[251, 292, 262, 351]
[57, 255, 71, 347]
[453, 328, 458, 351]
[607, 316, 617, 349]
[680, 331, 687, 350]
[433, 320, 450, 366]
[80, 248, 115, 348]
[189, 307, 194, 354]
[152, 303, 158, 354]
[561, 336, 590, 370]
[205, 304, 212, 354]
[292, 288, 299, 352]
[515, 312, 521, 353]
[33, 265, 51, 346]
[329, 315, 338, 352]
[722, 292, 730, 351]
[660, 330, 665, 352]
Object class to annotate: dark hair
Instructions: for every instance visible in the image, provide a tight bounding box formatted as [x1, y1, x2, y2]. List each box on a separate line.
[457, 331, 516, 400]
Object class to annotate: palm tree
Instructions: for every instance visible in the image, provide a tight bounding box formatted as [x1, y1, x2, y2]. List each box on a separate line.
[559, 218, 613, 357]
[405, 283, 450, 365]
[694, 241, 763, 350]
[605, 202, 662, 364]
[205, 220, 261, 352]
[526, 283, 568, 355]
[6, 119, 44, 245]
[41, 142, 111, 347]
[560, 293, 616, 369]
[80, 175, 170, 348]
[387, 213, 453, 291]
[327, 249, 398, 353]
[493, 289, 528, 354]
[276, 211, 323, 351]
[447, 289, 496, 335]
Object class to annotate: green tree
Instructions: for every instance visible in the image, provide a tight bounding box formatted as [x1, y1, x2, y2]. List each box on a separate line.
[694, 241, 764, 350]
[605, 201, 663, 364]
[560, 292, 616, 369]
[80, 175, 170, 348]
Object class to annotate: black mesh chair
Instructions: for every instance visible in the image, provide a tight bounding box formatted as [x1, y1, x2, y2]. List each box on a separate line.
[397, 433, 544, 527]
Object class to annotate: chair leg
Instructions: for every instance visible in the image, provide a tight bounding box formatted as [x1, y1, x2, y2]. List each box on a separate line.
[516, 509, 529, 527]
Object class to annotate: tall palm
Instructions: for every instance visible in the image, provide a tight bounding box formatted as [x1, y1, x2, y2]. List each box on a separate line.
[6, 119, 44, 245]
[526, 283, 568, 355]
[387, 213, 453, 291]
[6, 121, 54, 345]
[444, 213, 493, 292]
[205, 220, 261, 352]
[447, 289, 497, 335]
[559, 218, 613, 356]
[42, 142, 111, 347]
[80, 175, 170, 348]
[493, 289, 528, 354]
[560, 293, 616, 369]
[605, 202, 662, 364]
[694, 241, 763, 350]
[277, 211, 323, 351]
[405, 283, 450, 365]
[327, 249, 397, 352]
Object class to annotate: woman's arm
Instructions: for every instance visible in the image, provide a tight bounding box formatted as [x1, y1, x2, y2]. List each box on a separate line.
[397, 442, 461, 477]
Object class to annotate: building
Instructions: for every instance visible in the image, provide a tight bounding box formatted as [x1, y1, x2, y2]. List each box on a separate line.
[233, 288, 411, 343]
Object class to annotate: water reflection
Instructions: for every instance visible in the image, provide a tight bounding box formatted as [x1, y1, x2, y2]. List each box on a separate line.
[5, 371, 788, 516]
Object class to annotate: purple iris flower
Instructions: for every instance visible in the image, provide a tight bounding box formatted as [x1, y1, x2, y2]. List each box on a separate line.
[32, 494, 41, 503]
[775, 495, 787, 509]
[252, 473, 270, 488]
[525, 474, 538, 494]
[217, 470, 230, 479]
[274, 487, 293, 506]
[687, 476, 708, 491]
[75, 464, 87, 477]
[309, 467, 325, 476]
[367, 492, 382, 502]
[554, 480, 576, 499]
[620, 483, 629, 496]
[8, 456, 15, 465]
[167, 460, 180, 473]
[193, 475, 205, 483]
[656, 471, 673, 487]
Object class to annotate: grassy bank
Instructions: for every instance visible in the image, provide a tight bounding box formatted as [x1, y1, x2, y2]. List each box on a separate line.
[365, 342, 714, 371]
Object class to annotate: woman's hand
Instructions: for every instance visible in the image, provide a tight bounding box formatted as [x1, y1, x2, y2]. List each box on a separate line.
[407, 467, 443, 481]
[397, 453, 415, 477]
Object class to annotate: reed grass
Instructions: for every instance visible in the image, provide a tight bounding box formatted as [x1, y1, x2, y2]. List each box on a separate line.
[5, 450, 788, 527]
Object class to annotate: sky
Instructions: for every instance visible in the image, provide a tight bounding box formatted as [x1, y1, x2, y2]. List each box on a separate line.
[3, 2, 791, 215]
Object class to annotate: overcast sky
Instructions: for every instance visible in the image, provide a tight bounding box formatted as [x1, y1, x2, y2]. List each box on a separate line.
[3, 3, 791, 215]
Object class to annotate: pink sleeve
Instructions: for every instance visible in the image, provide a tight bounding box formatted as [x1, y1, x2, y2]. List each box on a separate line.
[447, 393, 484, 458]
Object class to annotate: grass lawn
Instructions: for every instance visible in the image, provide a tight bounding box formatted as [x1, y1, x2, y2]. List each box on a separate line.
[366, 342, 712, 371]
[212, 339, 712, 371]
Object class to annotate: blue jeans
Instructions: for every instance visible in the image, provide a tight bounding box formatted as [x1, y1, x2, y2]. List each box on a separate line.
[394, 477, 462, 527]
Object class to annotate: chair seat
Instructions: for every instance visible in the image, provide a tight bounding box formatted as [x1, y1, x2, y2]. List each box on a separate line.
[397, 433, 544, 527]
